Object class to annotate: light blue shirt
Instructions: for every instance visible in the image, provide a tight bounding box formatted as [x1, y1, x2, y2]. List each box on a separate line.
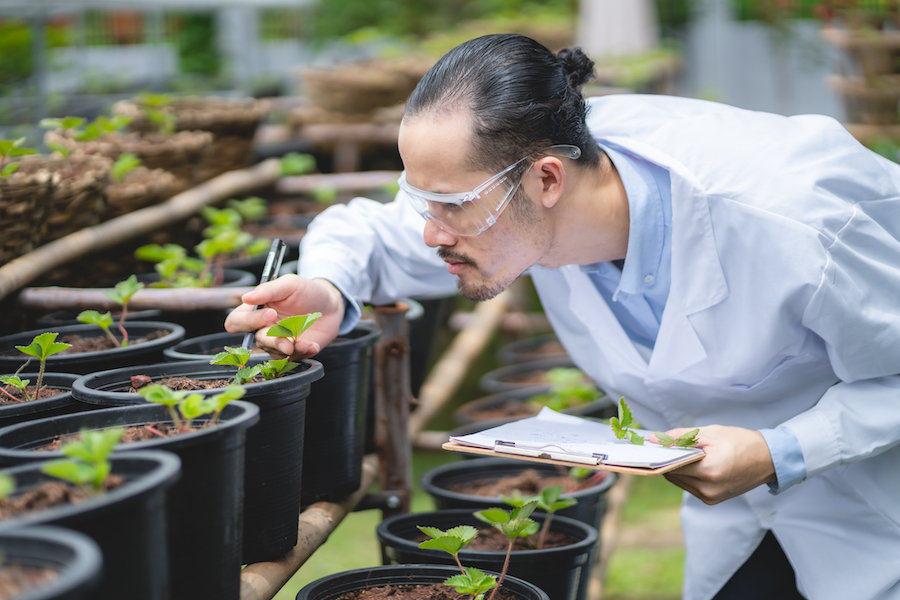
[586, 144, 806, 494]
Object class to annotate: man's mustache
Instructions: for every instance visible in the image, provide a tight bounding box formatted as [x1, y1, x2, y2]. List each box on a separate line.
[437, 247, 477, 269]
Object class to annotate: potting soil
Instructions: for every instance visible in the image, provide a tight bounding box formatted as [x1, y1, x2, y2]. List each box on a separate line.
[0, 477, 124, 519]
[0, 386, 66, 405]
[0, 562, 58, 597]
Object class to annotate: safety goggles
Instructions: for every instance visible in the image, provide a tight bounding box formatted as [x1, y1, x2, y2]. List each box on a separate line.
[399, 144, 582, 236]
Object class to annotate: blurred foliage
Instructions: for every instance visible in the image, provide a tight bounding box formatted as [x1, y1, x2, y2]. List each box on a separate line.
[734, 0, 900, 25]
[175, 13, 220, 76]
[866, 135, 900, 162]
[0, 20, 69, 87]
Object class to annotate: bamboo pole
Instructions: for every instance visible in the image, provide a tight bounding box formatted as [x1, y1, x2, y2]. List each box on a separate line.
[17, 286, 255, 312]
[240, 455, 379, 600]
[407, 289, 513, 440]
[0, 158, 283, 303]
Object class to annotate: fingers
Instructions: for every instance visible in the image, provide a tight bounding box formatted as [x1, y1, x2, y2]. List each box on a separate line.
[224, 305, 279, 334]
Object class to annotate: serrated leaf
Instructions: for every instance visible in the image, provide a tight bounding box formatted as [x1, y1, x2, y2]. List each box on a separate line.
[137, 384, 184, 408]
[235, 365, 262, 384]
[268, 313, 322, 339]
[473, 507, 510, 525]
[16, 332, 71, 360]
[539, 485, 563, 508]
[655, 431, 675, 447]
[417, 526, 445, 540]
[500, 489, 535, 508]
[446, 525, 478, 544]
[626, 430, 645, 445]
[2, 163, 20, 177]
[610, 416, 626, 439]
[180, 394, 213, 420]
[77, 310, 113, 329]
[418, 536, 468, 555]
[444, 567, 496, 596]
[105, 275, 144, 305]
[618, 397, 633, 428]
[209, 347, 251, 368]
[675, 428, 700, 447]
[206, 385, 245, 413]
[42, 460, 96, 487]
[0, 375, 28, 389]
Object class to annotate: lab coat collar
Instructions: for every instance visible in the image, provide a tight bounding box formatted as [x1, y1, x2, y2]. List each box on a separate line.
[565, 136, 729, 383]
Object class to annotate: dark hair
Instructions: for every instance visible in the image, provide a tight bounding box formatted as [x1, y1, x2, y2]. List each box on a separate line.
[404, 33, 600, 172]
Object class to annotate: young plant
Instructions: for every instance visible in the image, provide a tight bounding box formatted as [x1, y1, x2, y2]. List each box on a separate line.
[267, 313, 322, 347]
[73, 115, 132, 142]
[528, 367, 602, 412]
[137, 92, 176, 134]
[103, 274, 144, 345]
[41, 427, 124, 495]
[0, 472, 14, 500]
[280, 152, 316, 176]
[611, 397, 700, 448]
[474, 501, 540, 600]
[111, 152, 142, 182]
[418, 525, 495, 600]
[0, 137, 37, 177]
[501, 485, 577, 549]
[136, 384, 244, 433]
[13, 333, 71, 402]
[40, 116, 86, 156]
[257, 357, 300, 380]
[226, 196, 268, 223]
[135, 243, 208, 288]
[209, 346, 261, 385]
[0, 375, 29, 403]
[312, 183, 338, 206]
[76, 310, 121, 347]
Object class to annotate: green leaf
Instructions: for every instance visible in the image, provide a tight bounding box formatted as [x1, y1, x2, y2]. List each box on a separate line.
[245, 238, 272, 256]
[209, 347, 251, 368]
[1, 163, 20, 177]
[201, 206, 243, 228]
[41, 460, 97, 487]
[313, 183, 338, 205]
[15, 332, 71, 360]
[40, 116, 85, 130]
[610, 416, 626, 440]
[618, 397, 633, 429]
[226, 197, 268, 222]
[444, 567, 496, 597]
[235, 365, 262, 384]
[675, 428, 700, 448]
[135, 243, 186, 263]
[111, 153, 141, 183]
[500, 489, 536, 508]
[61, 428, 123, 463]
[280, 152, 316, 176]
[473, 507, 511, 526]
[205, 385, 245, 413]
[626, 430, 645, 445]
[45, 141, 70, 157]
[105, 275, 144, 305]
[655, 431, 676, 447]
[136, 384, 185, 408]
[258, 358, 299, 380]
[180, 394, 213, 421]
[0, 473, 15, 500]
[539, 485, 563, 508]
[267, 313, 322, 339]
[77, 310, 113, 329]
[418, 535, 469, 555]
[0, 375, 28, 390]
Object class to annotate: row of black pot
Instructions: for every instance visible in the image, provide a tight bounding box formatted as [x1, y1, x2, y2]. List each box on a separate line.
[0, 319, 382, 599]
[294, 456, 615, 600]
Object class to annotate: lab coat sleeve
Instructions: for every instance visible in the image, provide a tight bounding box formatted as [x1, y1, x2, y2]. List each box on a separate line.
[783, 197, 900, 480]
[297, 192, 458, 330]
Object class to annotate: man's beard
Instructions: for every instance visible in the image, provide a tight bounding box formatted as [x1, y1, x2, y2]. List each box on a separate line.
[437, 247, 512, 302]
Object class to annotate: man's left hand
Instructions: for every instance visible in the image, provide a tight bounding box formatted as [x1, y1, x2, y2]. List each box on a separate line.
[654, 425, 776, 505]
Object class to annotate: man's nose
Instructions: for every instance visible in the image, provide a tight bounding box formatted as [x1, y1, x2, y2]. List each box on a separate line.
[423, 219, 457, 248]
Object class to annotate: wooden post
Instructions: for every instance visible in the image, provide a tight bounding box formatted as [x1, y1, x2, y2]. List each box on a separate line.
[372, 302, 413, 525]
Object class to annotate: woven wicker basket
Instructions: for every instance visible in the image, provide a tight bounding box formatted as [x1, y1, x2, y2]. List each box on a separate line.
[103, 166, 177, 221]
[0, 162, 58, 265]
[302, 59, 425, 115]
[40, 153, 112, 242]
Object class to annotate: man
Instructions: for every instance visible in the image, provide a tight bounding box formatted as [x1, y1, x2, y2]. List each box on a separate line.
[226, 34, 900, 599]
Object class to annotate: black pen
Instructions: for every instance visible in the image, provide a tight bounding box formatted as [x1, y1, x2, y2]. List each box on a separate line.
[241, 238, 287, 350]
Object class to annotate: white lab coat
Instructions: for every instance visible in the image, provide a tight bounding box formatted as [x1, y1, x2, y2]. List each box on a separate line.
[299, 95, 900, 600]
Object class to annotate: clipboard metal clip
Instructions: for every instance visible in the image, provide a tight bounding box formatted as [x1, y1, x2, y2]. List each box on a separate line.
[494, 440, 608, 466]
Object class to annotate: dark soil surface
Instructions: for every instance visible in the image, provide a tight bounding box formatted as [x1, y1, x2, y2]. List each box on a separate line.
[136, 376, 233, 392]
[336, 584, 520, 600]
[0, 563, 58, 598]
[0, 386, 66, 406]
[464, 525, 573, 551]
[56, 329, 167, 354]
[37, 422, 208, 452]
[447, 468, 610, 496]
[0, 477, 124, 519]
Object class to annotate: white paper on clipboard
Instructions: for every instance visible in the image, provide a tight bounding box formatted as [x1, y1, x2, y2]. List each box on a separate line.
[449, 407, 703, 469]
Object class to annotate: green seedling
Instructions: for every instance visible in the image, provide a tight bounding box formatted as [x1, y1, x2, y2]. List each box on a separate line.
[501, 485, 576, 549]
[610, 397, 699, 448]
[226, 197, 268, 223]
[137, 383, 245, 432]
[136, 93, 176, 134]
[280, 152, 316, 176]
[0, 375, 29, 403]
[257, 357, 300, 380]
[267, 313, 322, 345]
[104, 275, 144, 346]
[528, 367, 602, 412]
[73, 115, 132, 142]
[418, 525, 496, 600]
[41, 428, 124, 495]
[111, 152, 142, 183]
[474, 501, 540, 600]
[40, 116, 86, 156]
[655, 429, 700, 448]
[76, 311, 120, 347]
[135, 243, 208, 288]
[210, 346, 261, 385]
[0, 472, 14, 500]
[14, 333, 71, 402]
[312, 183, 338, 206]
[0, 137, 37, 177]
[610, 397, 645, 445]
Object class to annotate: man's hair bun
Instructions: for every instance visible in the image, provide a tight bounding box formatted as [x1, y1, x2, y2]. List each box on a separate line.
[556, 47, 595, 92]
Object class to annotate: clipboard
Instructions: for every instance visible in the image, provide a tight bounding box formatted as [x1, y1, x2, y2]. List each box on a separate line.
[441, 440, 704, 476]
[442, 407, 705, 476]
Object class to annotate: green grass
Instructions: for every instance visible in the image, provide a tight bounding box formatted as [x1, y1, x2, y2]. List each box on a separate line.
[604, 547, 685, 600]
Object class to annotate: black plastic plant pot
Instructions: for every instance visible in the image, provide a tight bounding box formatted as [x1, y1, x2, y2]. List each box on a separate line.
[0, 451, 181, 600]
[71, 358, 325, 564]
[300, 322, 380, 504]
[420, 457, 616, 532]
[497, 333, 569, 365]
[0, 401, 260, 600]
[0, 323, 186, 376]
[377, 509, 598, 600]
[454, 387, 616, 426]
[33, 309, 165, 329]
[295, 564, 550, 600]
[0, 373, 91, 430]
[478, 358, 585, 395]
[0, 525, 103, 600]
[162, 331, 271, 364]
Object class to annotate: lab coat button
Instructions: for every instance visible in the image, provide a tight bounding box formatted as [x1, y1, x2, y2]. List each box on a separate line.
[644, 274, 654, 283]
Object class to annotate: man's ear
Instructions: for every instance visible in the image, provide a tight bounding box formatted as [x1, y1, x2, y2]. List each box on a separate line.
[535, 158, 565, 209]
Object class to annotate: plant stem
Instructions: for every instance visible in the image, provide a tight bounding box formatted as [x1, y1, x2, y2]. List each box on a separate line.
[486, 539, 514, 600]
[167, 406, 183, 431]
[537, 514, 552, 550]
[33, 359, 46, 403]
[145, 425, 169, 439]
[101, 326, 121, 348]
[0, 386, 25, 403]
[117, 304, 130, 346]
[453, 553, 465, 574]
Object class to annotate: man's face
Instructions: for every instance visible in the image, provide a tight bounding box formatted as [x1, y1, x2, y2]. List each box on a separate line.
[398, 112, 552, 301]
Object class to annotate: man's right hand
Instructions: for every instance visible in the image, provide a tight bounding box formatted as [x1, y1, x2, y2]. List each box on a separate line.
[224, 275, 345, 360]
